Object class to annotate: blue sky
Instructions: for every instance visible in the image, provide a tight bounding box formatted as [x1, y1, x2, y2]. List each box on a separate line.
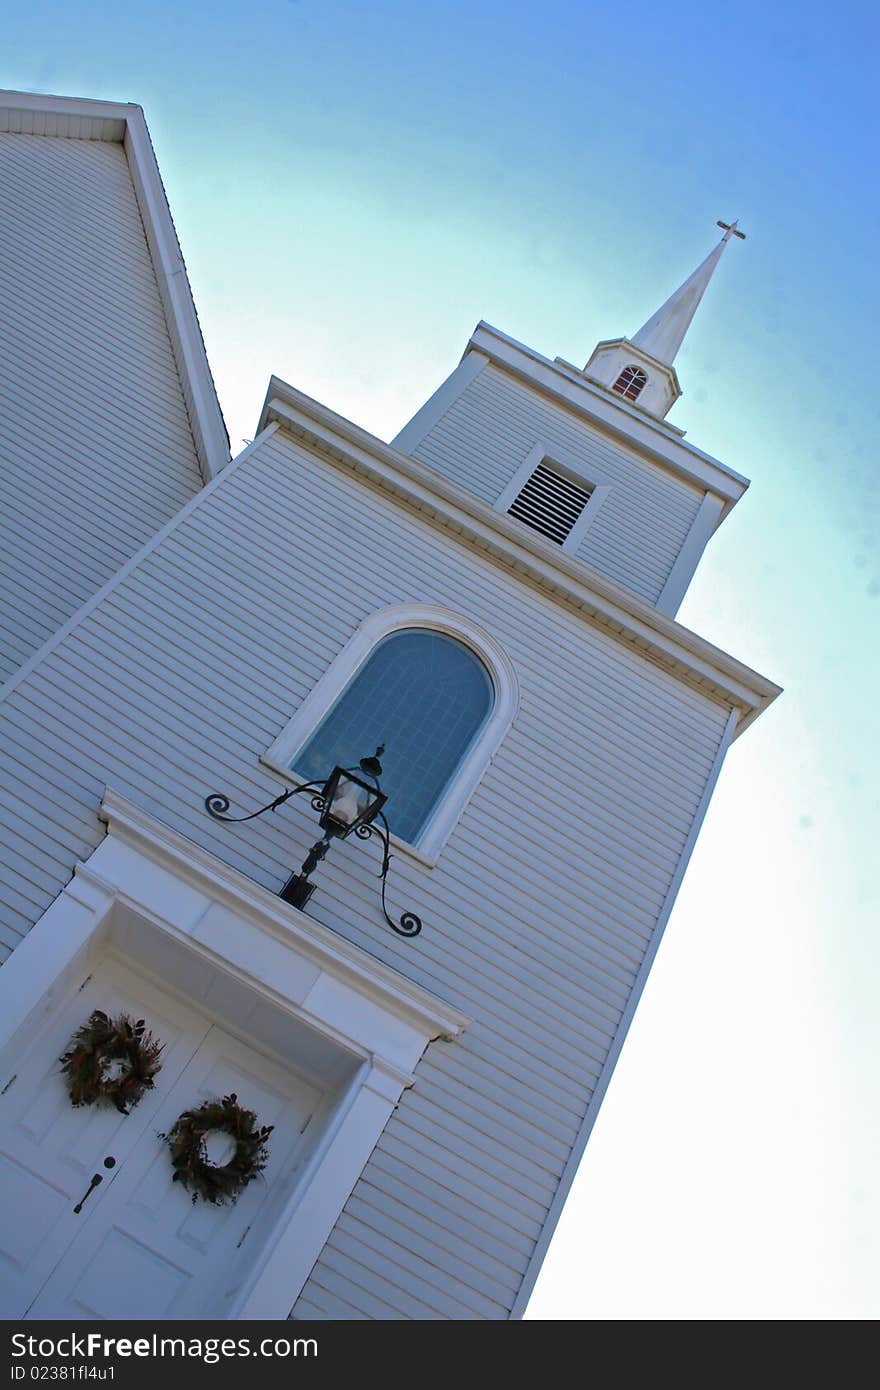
[4, 0, 878, 1318]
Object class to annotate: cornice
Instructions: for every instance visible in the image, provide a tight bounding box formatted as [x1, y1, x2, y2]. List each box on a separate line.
[258, 377, 781, 737]
[0, 89, 229, 483]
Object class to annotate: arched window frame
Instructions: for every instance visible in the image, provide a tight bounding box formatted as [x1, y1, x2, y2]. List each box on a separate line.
[612, 364, 648, 402]
[262, 604, 520, 866]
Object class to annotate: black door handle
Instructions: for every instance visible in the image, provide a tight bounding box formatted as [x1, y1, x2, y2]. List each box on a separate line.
[73, 1173, 103, 1213]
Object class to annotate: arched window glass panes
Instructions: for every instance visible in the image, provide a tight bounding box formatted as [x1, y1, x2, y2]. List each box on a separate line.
[293, 629, 495, 845]
[612, 364, 648, 402]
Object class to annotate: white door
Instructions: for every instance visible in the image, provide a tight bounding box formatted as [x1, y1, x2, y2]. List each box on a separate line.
[0, 957, 322, 1320]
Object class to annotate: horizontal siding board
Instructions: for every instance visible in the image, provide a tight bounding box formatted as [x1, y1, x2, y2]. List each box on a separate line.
[0, 131, 203, 682]
[390, 1096, 561, 1208]
[347, 1181, 527, 1291]
[0, 914, 24, 955]
[418, 1043, 585, 1135]
[0, 768, 100, 858]
[406, 1073, 573, 1171]
[0, 424, 730, 1314]
[320, 1239, 450, 1319]
[376, 1133, 546, 1239]
[400, 1088, 565, 1194]
[1, 340, 199, 464]
[367, 1147, 537, 1262]
[0, 510, 125, 590]
[413, 1063, 581, 1161]
[331, 1216, 509, 1319]
[292, 1286, 369, 1320]
[303, 1261, 420, 1320]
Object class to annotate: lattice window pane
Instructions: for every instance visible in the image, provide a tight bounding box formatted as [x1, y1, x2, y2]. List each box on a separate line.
[612, 365, 647, 401]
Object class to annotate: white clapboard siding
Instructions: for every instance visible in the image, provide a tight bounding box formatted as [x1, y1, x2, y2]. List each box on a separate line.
[0, 426, 731, 1318]
[409, 362, 703, 603]
[0, 132, 204, 684]
[343, 1189, 523, 1302]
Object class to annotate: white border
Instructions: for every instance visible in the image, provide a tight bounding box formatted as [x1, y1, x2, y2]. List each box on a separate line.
[656, 492, 725, 618]
[0, 789, 469, 1321]
[494, 441, 612, 555]
[263, 603, 520, 865]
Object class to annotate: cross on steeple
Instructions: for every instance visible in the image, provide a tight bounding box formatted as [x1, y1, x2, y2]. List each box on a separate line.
[626, 219, 747, 370]
[716, 219, 746, 241]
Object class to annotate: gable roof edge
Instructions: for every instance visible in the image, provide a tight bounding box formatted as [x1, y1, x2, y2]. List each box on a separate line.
[0, 89, 230, 482]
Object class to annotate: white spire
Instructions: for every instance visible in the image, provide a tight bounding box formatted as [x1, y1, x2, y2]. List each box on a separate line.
[630, 220, 745, 367]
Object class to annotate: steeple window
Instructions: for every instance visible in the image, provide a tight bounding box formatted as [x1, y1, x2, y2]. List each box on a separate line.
[612, 365, 648, 402]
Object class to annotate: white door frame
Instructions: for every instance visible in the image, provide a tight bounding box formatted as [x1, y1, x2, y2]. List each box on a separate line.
[0, 788, 469, 1321]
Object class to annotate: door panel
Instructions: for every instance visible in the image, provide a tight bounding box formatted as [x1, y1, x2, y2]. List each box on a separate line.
[0, 955, 324, 1321]
[0, 960, 209, 1319]
[28, 1023, 321, 1321]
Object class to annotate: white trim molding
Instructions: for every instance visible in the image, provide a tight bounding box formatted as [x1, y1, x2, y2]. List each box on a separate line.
[263, 603, 521, 865]
[656, 492, 725, 618]
[0, 788, 469, 1321]
[494, 441, 612, 555]
[390, 349, 489, 456]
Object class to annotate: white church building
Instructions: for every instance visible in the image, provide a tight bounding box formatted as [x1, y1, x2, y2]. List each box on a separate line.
[0, 90, 780, 1320]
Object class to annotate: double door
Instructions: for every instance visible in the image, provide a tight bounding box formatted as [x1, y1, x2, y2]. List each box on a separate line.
[0, 957, 320, 1320]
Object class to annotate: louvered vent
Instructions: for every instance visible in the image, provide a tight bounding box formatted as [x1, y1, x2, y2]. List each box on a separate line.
[507, 462, 593, 545]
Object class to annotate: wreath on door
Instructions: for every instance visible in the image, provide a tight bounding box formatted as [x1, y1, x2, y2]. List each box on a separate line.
[160, 1093, 273, 1205]
[60, 1010, 163, 1114]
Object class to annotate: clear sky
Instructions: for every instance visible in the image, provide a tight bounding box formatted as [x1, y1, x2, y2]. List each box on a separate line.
[4, 0, 877, 1320]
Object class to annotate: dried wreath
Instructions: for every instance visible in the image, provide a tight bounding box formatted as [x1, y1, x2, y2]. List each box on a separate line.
[160, 1093, 273, 1205]
[60, 1010, 163, 1114]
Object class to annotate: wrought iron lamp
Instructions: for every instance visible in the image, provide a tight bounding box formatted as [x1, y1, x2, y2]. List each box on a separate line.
[204, 747, 421, 937]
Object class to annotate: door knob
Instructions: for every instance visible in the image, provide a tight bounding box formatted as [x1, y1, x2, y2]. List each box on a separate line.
[103, 1156, 116, 1169]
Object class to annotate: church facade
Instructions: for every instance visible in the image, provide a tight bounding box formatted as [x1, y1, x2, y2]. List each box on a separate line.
[0, 90, 779, 1320]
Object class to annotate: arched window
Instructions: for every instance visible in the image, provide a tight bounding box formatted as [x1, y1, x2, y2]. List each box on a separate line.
[612, 364, 648, 402]
[294, 630, 494, 844]
[263, 605, 520, 861]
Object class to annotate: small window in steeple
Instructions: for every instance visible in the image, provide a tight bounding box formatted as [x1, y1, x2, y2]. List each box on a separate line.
[612, 365, 647, 402]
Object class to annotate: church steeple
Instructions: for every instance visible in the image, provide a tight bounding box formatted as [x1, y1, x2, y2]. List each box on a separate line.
[582, 221, 745, 420]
